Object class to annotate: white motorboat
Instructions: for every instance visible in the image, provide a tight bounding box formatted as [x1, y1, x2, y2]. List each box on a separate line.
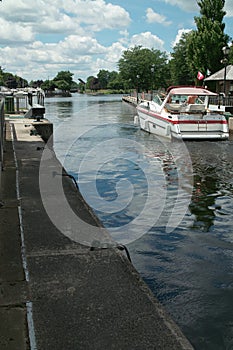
[135, 86, 229, 140]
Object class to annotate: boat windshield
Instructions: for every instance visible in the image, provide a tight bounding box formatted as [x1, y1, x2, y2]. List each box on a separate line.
[168, 94, 205, 105]
[153, 95, 163, 105]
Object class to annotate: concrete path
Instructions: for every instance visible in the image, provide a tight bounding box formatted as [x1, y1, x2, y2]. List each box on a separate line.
[0, 118, 194, 349]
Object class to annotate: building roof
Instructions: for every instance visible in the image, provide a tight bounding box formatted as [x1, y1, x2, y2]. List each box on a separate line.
[205, 65, 233, 81]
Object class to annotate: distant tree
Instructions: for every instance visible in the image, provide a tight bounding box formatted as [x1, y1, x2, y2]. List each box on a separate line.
[86, 76, 95, 90]
[0, 66, 5, 86]
[15, 76, 28, 88]
[186, 0, 230, 79]
[0, 68, 28, 88]
[54, 80, 70, 91]
[29, 80, 44, 88]
[86, 76, 100, 91]
[41, 79, 56, 91]
[90, 77, 100, 91]
[118, 46, 169, 91]
[53, 71, 74, 90]
[4, 73, 17, 89]
[97, 70, 110, 89]
[107, 71, 124, 90]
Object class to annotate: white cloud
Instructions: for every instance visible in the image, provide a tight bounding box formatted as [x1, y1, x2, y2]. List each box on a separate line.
[59, 35, 107, 55]
[0, 18, 34, 45]
[0, 0, 131, 38]
[172, 29, 192, 48]
[0, 0, 132, 81]
[146, 8, 172, 26]
[118, 30, 130, 45]
[0, 31, 165, 81]
[0, 35, 122, 82]
[163, 0, 198, 12]
[60, 0, 131, 31]
[88, 42, 126, 78]
[163, 0, 233, 17]
[225, 0, 233, 17]
[130, 32, 164, 51]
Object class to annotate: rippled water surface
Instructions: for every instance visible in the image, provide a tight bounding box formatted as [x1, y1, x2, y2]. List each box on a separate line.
[45, 94, 233, 349]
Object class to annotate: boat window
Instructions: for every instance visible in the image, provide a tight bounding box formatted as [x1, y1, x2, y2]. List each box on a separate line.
[169, 95, 187, 104]
[196, 96, 205, 104]
[169, 95, 205, 105]
[153, 95, 162, 105]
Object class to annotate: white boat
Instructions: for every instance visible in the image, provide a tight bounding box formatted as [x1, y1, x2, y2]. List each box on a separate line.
[135, 86, 229, 140]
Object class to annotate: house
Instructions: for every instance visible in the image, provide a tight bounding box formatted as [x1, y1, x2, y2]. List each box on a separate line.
[205, 65, 233, 96]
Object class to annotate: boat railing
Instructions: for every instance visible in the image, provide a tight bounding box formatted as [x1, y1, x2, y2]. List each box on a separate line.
[4, 90, 45, 118]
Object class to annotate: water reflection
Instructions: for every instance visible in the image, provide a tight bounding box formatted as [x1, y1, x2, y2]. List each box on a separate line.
[46, 98, 74, 119]
[190, 172, 218, 231]
[45, 95, 233, 350]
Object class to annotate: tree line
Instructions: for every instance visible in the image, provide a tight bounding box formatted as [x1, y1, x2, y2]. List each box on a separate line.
[1, 0, 232, 93]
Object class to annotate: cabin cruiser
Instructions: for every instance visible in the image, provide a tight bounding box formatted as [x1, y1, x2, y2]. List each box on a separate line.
[135, 86, 229, 140]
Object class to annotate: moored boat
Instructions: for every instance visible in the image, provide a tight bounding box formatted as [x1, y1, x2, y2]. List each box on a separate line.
[135, 86, 229, 140]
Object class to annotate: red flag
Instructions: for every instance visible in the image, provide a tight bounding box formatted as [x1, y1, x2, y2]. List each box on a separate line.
[197, 71, 204, 80]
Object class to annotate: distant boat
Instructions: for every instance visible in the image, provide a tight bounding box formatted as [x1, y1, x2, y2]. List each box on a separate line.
[135, 86, 229, 140]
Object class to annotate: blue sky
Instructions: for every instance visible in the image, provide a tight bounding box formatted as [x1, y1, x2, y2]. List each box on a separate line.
[0, 0, 232, 83]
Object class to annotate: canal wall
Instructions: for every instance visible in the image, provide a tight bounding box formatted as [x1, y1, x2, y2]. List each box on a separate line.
[0, 99, 4, 200]
[0, 116, 194, 349]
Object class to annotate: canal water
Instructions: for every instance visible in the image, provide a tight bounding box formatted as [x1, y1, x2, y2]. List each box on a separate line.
[45, 93, 233, 350]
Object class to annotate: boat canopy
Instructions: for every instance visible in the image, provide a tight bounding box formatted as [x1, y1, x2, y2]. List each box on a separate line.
[168, 87, 218, 96]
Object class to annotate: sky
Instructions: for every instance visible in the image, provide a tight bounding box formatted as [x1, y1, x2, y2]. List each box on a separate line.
[0, 0, 232, 83]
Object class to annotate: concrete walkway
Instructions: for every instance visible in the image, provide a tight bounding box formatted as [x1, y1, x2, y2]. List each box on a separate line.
[0, 118, 194, 349]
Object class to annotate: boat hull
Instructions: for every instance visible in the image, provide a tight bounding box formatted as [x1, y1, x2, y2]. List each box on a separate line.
[135, 111, 175, 139]
[136, 108, 229, 141]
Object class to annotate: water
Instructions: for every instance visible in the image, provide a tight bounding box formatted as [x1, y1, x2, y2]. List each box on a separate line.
[45, 93, 233, 349]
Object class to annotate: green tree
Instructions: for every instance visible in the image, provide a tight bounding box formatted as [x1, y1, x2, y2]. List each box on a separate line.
[53, 71, 74, 90]
[54, 80, 70, 91]
[86, 76, 95, 90]
[41, 79, 56, 91]
[118, 46, 169, 91]
[107, 71, 124, 90]
[86, 76, 100, 91]
[97, 70, 110, 89]
[186, 0, 230, 79]
[0, 66, 5, 86]
[170, 32, 195, 85]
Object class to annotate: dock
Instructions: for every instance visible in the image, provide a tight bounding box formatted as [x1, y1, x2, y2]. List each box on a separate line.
[0, 97, 194, 348]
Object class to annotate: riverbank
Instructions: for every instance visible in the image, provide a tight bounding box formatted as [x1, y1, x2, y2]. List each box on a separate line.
[0, 117, 193, 349]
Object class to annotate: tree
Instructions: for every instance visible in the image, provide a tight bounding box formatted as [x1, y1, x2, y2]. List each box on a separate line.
[29, 80, 44, 88]
[53, 71, 74, 91]
[41, 79, 56, 91]
[97, 70, 110, 89]
[118, 46, 169, 91]
[54, 80, 70, 91]
[86, 76, 100, 91]
[186, 0, 230, 79]
[169, 32, 195, 85]
[107, 71, 124, 90]
[0, 67, 28, 88]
